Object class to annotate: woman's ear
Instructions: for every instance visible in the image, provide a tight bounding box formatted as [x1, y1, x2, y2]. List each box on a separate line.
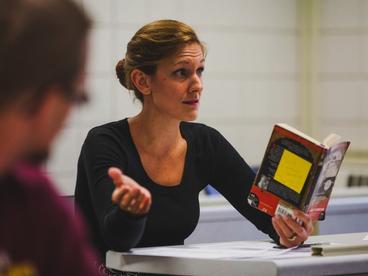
[130, 69, 151, 95]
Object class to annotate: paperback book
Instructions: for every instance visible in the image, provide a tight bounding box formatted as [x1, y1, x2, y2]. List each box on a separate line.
[247, 123, 350, 220]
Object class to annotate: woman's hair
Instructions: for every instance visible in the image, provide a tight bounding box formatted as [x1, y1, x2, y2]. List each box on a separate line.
[0, 0, 91, 112]
[116, 19, 205, 104]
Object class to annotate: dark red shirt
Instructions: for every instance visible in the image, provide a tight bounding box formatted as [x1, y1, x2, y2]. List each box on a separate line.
[0, 162, 100, 276]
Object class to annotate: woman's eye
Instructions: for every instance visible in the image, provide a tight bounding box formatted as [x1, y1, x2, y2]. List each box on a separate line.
[173, 69, 187, 77]
[197, 67, 204, 77]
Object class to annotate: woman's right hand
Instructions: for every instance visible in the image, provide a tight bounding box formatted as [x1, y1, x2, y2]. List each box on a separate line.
[108, 167, 152, 215]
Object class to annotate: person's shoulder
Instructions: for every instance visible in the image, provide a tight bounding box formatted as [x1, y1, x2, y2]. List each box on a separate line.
[180, 122, 227, 153]
[181, 121, 222, 139]
[83, 119, 129, 148]
[11, 162, 75, 222]
[87, 118, 127, 138]
[13, 162, 53, 193]
[11, 163, 99, 272]
[13, 162, 86, 228]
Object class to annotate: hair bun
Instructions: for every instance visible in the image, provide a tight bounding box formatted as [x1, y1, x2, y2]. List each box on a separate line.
[116, 59, 128, 89]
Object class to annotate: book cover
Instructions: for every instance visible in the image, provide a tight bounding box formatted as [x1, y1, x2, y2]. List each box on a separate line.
[247, 123, 350, 220]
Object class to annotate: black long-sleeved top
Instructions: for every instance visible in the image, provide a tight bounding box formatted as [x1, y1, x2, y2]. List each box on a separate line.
[75, 119, 279, 259]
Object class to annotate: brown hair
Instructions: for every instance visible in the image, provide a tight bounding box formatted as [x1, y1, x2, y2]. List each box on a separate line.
[116, 19, 205, 104]
[0, 0, 91, 112]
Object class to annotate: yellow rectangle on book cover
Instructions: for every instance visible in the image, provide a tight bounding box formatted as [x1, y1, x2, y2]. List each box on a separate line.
[274, 149, 312, 193]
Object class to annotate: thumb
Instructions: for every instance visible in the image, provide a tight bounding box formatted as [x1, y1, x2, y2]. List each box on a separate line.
[108, 167, 124, 187]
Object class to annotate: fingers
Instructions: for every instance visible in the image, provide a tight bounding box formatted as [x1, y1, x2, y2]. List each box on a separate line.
[109, 167, 152, 215]
[293, 210, 314, 234]
[112, 182, 151, 215]
[118, 186, 140, 209]
[111, 184, 129, 203]
[138, 189, 151, 214]
[129, 191, 143, 212]
[108, 167, 124, 187]
[272, 215, 299, 247]
[273, 211, 314, 248]
[275, 215, 298, 237]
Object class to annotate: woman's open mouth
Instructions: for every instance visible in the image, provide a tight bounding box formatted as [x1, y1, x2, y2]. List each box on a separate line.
[182, 99, 199, 106]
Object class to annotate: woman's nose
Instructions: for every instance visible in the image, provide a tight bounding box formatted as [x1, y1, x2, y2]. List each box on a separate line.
[190, 73, 203, 93]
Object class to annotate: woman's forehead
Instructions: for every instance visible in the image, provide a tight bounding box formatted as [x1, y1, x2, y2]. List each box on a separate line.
[177, 43, 203, 55]
[167, 44, 205, 64]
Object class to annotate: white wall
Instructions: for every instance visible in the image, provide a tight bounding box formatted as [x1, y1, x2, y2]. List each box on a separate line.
[45, 0, 300, 195]
[315, 0, 368, 187]
[319, 0, 368, 151]
[47, 0, 368, 195]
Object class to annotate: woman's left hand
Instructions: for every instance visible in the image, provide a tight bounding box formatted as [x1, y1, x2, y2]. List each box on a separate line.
[272, 209, 314, 248]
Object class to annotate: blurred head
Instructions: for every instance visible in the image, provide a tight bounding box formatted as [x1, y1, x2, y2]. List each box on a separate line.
[0, 0, 91, 170]
[116, 19, 206, 105]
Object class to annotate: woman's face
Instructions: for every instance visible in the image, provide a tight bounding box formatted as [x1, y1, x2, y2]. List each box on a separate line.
[145, 42, 205, 122]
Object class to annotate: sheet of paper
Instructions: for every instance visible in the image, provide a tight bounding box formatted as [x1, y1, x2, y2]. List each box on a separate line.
[188, 240, 276, 250]
[128, 247, 270, 259]
[127, 242, 311, 260]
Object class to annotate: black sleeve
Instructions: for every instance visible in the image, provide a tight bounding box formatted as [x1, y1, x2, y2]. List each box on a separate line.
[80, 128, 146, 251]
[205, 127, 279, 243]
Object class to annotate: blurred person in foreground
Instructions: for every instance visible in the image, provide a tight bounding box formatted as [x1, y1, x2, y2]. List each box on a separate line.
[0, 0, 101, 275]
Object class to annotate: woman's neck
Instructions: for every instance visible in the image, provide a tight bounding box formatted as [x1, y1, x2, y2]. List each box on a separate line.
[128, 112, 184, 158]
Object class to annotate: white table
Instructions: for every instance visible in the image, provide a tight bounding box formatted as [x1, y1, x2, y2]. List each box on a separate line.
[106, 232, 368, 276]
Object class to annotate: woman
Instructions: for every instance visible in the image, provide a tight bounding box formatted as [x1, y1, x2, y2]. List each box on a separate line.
[75, 19, 313, 266]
